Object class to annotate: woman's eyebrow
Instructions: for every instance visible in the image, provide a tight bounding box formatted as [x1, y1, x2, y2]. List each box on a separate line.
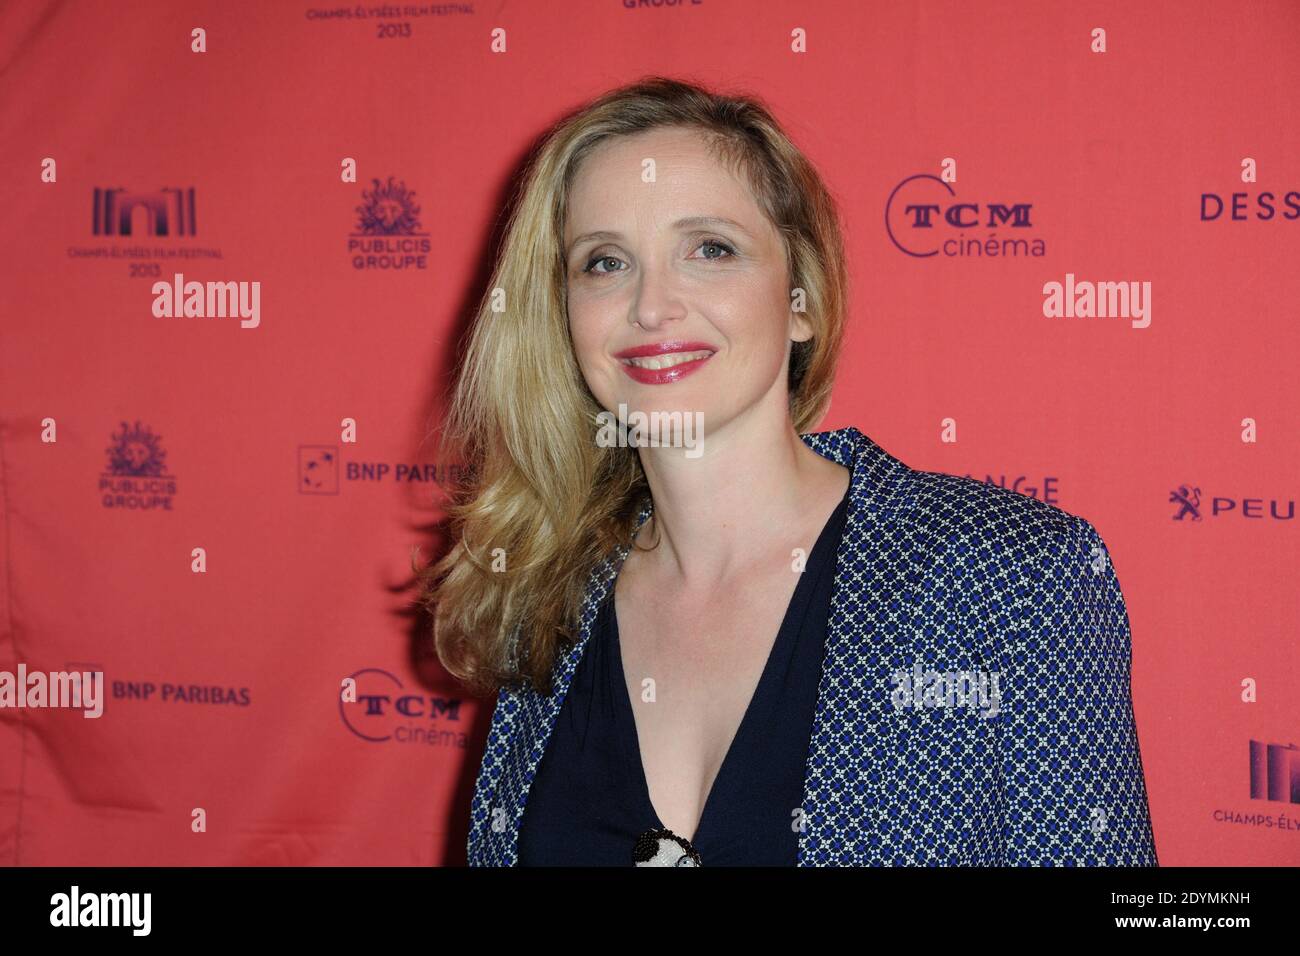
[566, 216, 752, 257]
[671, 215, 751, 235]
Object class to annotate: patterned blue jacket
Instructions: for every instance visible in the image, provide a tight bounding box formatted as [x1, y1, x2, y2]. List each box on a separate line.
[466, 426, 1158, 865]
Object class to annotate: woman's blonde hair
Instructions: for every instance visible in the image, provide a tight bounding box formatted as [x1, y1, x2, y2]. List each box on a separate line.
[416, 75, 850, 698]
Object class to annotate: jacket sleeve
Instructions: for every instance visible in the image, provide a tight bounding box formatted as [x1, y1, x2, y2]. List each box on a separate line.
[997, 514, 1158, 865]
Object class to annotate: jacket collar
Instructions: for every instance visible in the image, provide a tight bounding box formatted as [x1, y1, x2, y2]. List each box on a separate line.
[472, 425, 918, 865]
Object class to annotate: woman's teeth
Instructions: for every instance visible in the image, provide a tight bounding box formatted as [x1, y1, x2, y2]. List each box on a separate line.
[620, 350, 713, 370]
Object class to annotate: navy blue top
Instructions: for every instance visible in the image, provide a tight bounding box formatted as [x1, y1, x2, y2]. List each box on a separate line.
[518, 485, 851, 866]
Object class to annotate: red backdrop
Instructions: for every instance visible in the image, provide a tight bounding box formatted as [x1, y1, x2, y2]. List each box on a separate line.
[1, 0, 1297, 866]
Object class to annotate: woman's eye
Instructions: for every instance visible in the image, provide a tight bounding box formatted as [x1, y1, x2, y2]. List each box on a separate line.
[694, 238, 735, 260]
[581, 239, 734, 276]
[583, 254, 624, 275]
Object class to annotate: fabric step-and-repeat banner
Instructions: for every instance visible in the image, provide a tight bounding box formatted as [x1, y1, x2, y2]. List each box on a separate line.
[0, 0, 1296, 865]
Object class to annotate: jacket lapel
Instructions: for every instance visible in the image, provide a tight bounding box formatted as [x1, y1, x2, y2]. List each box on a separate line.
[794, 427, 918, 864]
[470, 425, 919, 866]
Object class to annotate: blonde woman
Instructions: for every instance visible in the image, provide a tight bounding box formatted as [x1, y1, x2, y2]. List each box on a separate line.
[419, 76, 1157, 867]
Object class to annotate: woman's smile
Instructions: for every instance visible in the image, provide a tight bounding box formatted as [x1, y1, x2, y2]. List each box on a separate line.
[614, 340, 717, 385]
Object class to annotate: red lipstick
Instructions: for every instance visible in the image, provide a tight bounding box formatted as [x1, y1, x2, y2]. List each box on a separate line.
[614, 340, 717, 385]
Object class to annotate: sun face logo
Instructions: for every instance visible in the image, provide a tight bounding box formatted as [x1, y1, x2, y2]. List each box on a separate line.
[100, 420, 177, 510]
[355, 176, 421, 235]
[346, 175, 430, 270]
[106, 420, 167, 477]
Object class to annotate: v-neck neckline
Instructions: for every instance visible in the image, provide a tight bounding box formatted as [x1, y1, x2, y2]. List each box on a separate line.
[606, 485, 850, 849]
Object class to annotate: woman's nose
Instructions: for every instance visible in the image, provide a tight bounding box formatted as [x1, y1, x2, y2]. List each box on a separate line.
[629, 265, 687, 330]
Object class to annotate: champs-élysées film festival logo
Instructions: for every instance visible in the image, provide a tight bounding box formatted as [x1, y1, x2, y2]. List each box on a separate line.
[100, 420, 177, 511]
[69, 184, 226, 274]
[348, 175, 430, 271]
[92, 186, 196, 237]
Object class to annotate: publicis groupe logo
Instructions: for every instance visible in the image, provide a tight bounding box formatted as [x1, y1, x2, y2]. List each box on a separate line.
[1169, 483, 1294, 522]
[348, 175, 430, 271]
[339, 668, 464, 747]
[100, 420, 177, 511]
[886, 172, 1044, 259]
[298, 444, 471, 495]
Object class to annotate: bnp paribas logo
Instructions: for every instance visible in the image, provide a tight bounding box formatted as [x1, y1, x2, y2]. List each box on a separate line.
[348, 175, 430, 271]
[299, 445, 339, 495]
[100, 420, 178, 511]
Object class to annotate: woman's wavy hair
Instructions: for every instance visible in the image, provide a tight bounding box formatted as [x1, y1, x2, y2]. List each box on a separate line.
[416, 75, 850, 699]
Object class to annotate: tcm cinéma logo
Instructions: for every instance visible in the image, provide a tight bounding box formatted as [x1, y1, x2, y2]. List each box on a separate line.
[339, 668, 464, 747]
[885, 172, 1043, 259]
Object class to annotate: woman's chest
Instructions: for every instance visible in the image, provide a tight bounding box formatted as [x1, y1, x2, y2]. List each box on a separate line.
[611, 564, 808, 833]
[614, 558, 804, 713]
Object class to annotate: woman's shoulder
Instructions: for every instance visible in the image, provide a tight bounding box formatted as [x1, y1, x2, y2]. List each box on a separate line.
[897, 465, 1095, 557]
[806, 425, 1108, 579]
[881, 468, 1131, 666]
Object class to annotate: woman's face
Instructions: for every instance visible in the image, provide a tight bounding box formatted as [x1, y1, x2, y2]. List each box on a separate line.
[563, 126, 812, 439]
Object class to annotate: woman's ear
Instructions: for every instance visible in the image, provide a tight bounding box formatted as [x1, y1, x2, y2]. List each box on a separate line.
[789, 311, 815, 343]
[788, 281, 813, 342]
